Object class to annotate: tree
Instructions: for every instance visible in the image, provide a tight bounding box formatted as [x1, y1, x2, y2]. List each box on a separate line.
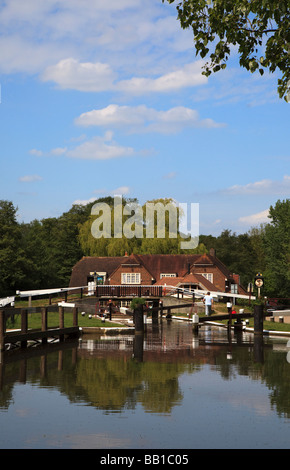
[163, 0, 290, 100]
[0, 201, 34, 295]
[20, 203, 90, 289]
[200, 229, 265, 287]
[263, 199, 290, 298]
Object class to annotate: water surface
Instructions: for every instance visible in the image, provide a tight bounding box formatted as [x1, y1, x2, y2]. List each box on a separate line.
[1, 321, 290, 449]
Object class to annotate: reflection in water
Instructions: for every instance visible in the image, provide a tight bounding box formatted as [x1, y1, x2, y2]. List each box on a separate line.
[1, 320, 290, 449]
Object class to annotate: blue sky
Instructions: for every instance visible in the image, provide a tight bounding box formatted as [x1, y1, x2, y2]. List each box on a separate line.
[1, 0, 289, 236]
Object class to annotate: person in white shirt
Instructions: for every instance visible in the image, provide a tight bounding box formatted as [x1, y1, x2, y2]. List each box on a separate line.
[203, 292, 213, 316]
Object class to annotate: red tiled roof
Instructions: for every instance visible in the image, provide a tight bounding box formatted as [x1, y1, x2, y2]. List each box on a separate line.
[69, 252, 244, 293]
[69, 256, 127, 287]
[133, 253, 201, 280]
[155, 273, 219, 292]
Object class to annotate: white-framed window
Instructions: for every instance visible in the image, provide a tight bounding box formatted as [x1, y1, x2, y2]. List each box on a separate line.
[231, 284, 238, 294]
[121, 273, 141, 284]
[198, 273, 213, 283]
[160, 273, 177, 278]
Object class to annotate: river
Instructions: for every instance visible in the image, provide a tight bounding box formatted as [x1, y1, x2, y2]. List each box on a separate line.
[1, 319, 290, 449]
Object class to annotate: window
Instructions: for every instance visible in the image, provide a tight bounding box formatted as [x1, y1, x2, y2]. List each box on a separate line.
[198, 273, 213, 283]
[160, 273, 177, 278]
[231, 284, 238, 294]
[121, 273, 141, 284]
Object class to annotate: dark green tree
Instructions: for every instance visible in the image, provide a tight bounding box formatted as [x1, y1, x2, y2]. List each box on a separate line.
[0, 201, 34, 295]
[263, 199, 290, 298]
[163, 0, 290, 100]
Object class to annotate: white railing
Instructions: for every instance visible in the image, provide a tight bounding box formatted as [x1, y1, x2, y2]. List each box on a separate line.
[0, 296, 15, 307]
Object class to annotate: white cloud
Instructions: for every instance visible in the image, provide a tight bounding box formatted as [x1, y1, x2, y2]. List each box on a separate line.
[19, 174, 43, 182]
[0, 1, 191, 77]
[239, 209, 270, 226]
[66, 133, 134, 160]
[116, 62, 207, 94]
[225, 175, 290, 195]
[41, 58, 115, 91]
[73, 197, 99, 206]
[73, 186, 131, 206]
[41, 58, 208, 95]
[111, 186, 130, 195]
[75, 104, 224, 133]
[29, 149, 43, 157]
[75, 104, 147, 127]
[0, 36, 68, 74]
[29, 132, 136, 161]
[50, 147, 67, 155]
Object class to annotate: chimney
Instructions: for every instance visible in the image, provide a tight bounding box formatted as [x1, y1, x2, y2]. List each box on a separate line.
[209, 248, 216, 257]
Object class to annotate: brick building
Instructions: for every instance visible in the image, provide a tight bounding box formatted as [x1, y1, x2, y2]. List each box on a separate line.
[69, 250, 246, 295]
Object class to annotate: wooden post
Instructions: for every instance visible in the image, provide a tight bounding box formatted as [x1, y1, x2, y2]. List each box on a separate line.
[73, 306, 78, 327]
[21, 309, 28, 348]
[152, 300, 159, 324]
[41, 307, 48, 344]
[159, 300, 163, 318]
[134, 304, 144, 333]
[227, 303, 232, 331]
[109, 303, 112, 321]
[254, 304, 264, 335]
[192, 314, 199, 333]
[0, 310, 6, 352]
[59, 306, 64, 328]
[59, 306, 64, 341]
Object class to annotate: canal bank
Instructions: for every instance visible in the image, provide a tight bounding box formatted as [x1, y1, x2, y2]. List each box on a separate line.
[168, 314, 290, 338]
[81, 314, 290, 339]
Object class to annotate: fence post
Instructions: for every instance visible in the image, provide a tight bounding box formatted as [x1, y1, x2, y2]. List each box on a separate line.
[59, 306, 64, 341]
[21, 309, 28, 348]
[41, 307, 48, 344]
[134, 304, 144, 333]
[254, 304, 264, 335]
[0, 310, 6, 352]
[73, 307, 78, 327]
[152, 300, 159, 324]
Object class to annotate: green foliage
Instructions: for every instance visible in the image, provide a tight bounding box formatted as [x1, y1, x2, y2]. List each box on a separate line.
[262, 199, 290, 297]
[78, 197, 204, 256]
[200, 228, 263, 287]
[0, 200, 34, 295]
[0, 197, 289, 299]
[200, 199, 290, 298]
[163, 0, 290, 100]
[130, 297, 146, 310]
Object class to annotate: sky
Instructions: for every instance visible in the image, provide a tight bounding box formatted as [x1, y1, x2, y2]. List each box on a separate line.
[1, 0, 289, 237]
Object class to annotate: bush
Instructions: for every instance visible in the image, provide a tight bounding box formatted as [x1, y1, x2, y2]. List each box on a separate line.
[130, 297, 146, 310]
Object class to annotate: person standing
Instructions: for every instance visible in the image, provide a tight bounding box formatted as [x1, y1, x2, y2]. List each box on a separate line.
[203, 292, 213, 316]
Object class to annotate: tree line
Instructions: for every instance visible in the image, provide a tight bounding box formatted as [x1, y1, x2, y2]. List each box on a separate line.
[0, 197, 289, 300]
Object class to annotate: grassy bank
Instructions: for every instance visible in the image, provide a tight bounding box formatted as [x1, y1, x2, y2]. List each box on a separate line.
[5, 311, 124, 330]
[9, 297, 290, 334]
[174, 301, 290, 334]
[204, 315, 290, 333]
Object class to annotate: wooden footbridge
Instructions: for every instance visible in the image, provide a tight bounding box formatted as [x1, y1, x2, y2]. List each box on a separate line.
[0, 305, 80, 352]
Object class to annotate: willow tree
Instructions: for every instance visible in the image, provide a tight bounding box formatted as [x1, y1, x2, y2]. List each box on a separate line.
[163, 0, 290, 100]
